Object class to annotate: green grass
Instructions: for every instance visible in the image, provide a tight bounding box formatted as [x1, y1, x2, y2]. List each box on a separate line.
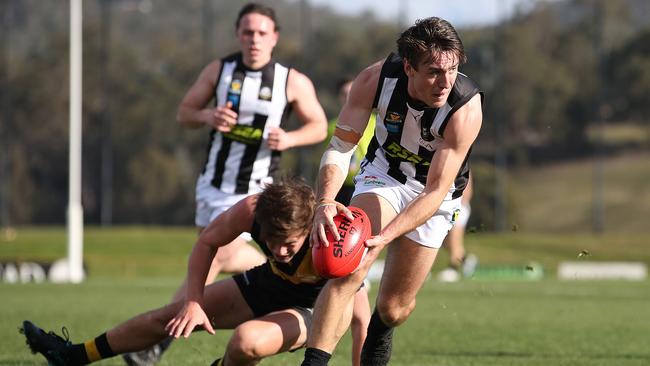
[2, 227, 650, 365]
[511, 151, 650, 234]
[3, 279, 649, 365]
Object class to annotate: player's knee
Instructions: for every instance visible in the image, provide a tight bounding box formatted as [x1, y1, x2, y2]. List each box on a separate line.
[227, 325, 264, 361]
[376, 298, 416, 327]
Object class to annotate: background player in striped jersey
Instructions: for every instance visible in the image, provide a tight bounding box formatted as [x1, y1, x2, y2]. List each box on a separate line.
[302, 17, 483, 366]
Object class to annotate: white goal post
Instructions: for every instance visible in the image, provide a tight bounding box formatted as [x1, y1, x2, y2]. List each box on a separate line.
[67, 0, 84, 283]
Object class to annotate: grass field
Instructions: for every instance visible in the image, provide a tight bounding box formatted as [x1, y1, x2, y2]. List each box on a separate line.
[2, 227, 650, 365]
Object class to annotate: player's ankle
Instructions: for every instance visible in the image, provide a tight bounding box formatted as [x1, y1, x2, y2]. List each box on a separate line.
[301, 347, 331, 366]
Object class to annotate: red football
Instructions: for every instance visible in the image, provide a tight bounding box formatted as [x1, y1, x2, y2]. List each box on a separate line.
[312, 206, 372, 278]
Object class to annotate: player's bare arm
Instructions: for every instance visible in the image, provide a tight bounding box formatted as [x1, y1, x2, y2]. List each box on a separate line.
[184, 195, 256, 302]
[366, 93, 483, 249]
[166, 195, 257, 338]
[267, 69, 327, 151]
[311, 62, 380, 248]
[176, 60, 238, 132]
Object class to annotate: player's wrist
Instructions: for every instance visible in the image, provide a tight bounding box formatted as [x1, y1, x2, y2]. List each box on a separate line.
[316, 198, 341, 210]
[284, 132, 295, 149]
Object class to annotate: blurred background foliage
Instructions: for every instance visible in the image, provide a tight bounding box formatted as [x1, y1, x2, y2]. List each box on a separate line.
[0, 0, 648, 233]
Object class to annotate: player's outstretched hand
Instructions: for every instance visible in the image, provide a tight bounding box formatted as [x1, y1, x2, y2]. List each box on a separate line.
[165, 301, 215, 339]
[310, 200, 353, 249]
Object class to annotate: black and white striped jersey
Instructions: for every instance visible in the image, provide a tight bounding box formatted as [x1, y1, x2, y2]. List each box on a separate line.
[366, 53, 482, 199]
[198, 53, 292, 195]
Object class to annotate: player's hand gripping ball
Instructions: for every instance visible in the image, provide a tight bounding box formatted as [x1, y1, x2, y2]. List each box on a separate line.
[312, 206, 371, 278]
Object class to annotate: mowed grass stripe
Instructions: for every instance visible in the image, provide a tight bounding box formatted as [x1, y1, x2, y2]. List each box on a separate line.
[3, 279, 649, 365]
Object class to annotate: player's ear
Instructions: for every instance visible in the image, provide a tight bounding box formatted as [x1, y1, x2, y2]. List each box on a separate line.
[271, 30, 279, 48]
[403, 59, 416, 77]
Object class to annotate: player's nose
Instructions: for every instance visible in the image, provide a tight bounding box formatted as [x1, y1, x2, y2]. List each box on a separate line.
[275, 246, 289, 257]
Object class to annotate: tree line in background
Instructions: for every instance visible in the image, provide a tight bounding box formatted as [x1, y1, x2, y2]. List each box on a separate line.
[0, 0, 648, 228]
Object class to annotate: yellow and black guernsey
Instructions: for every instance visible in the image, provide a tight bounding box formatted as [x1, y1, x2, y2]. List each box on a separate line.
[232, 219, 327, 317]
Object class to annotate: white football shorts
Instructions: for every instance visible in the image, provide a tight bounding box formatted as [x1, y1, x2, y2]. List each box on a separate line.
[351, 163, 461, 249]
[195, 186, 252, 241]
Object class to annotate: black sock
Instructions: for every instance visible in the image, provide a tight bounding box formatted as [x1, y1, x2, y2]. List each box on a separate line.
[158, 336, 174, 352]
[360, 309, 394, 366]
[94, 333, 116, 359]
[66, 344, 88, 365]
[301, 347, 332, 366]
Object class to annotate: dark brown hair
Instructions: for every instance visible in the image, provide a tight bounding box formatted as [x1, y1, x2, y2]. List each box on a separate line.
[255, 177, 315, 241]
[236, 3, 280, 31]
[397, 17, 466, 70]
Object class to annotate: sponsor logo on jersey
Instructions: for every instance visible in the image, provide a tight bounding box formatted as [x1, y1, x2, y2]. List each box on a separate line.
[384, 141, 430, 166]
[258, 86, 272, 101]
[421, 124, 434, 141]
[452, 208, 460, 224]
[386, 111, 402, 123]
[223, 124, 263, 144]
[226, 79, 244, 108]
[229, 79, 243, 94]
[384, 111, 403, 133]
[362, 175, 386, 186]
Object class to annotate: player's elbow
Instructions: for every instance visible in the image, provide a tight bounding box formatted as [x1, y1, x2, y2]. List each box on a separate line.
[313, 120, 328, 143]
[175, 108, 190, 128]
[176, 106, 201, 129]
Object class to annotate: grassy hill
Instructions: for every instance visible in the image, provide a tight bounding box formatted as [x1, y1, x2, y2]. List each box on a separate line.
[510, 150, 650, 234]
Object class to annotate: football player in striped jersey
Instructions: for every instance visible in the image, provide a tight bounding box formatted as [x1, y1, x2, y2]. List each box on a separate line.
[303, 16, 483, 366]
